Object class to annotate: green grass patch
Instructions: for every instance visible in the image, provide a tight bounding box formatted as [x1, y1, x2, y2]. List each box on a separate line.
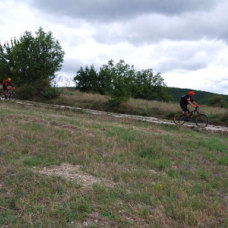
[23, 155, 61, 167]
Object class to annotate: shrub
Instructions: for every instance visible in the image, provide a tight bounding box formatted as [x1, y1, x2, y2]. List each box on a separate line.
[17, 84, 61, 100]
[208, 96, 228, 108]
[41, 86, 62, 99]
[16, 84, 36, 100]
[107, 96, 128, 107]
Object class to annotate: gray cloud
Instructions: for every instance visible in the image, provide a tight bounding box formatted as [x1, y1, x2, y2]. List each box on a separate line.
[159, 59, 208, 73]
[22, 0, 228, 46]
[93, 2, 228, 45]
[157, 51, 212, 72]
[30, 0, 219, 22]
[143, 39, 222, 72]
[62, 58, 83, 74]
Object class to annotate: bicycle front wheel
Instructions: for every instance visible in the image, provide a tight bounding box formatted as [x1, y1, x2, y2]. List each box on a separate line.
[174, 112, 186, 126]
[195, 114, 209, 128]
[9, 92, 16, 100]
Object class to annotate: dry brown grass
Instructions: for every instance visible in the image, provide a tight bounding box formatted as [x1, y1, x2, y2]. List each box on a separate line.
[49, 89, 228, 126]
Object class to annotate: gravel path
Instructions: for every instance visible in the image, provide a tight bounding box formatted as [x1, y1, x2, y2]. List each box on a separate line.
[14, 100, 228, 133]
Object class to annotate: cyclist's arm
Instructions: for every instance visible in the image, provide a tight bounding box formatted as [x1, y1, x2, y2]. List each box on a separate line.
[193, 101, 198, 105]
[187, 99, 196, 108]
[193, 101, 200, 107]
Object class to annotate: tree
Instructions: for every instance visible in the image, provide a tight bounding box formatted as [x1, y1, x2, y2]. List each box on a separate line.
[132, 69, 169, 101]
[74, 65, 100, 92]
[0, 28, 64, 98]
[97, 61, 113, 95]
[99, 59, 135, 106]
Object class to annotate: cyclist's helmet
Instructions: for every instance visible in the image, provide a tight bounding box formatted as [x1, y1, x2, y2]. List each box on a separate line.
[7, 78, 11, 82]
[188, 91, 194, 96]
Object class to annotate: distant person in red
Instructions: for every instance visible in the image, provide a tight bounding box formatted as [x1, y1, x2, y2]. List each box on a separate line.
[180, 91, 200, 119]
[2, 78, 14, 98]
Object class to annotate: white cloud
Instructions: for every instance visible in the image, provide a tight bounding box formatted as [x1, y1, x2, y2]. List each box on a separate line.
[164, 65, 228, 94]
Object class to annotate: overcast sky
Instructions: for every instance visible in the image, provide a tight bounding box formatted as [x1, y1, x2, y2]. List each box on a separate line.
[1, 0, 228, 94]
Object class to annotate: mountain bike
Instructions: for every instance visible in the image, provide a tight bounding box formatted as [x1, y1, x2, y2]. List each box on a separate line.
[4, 87, 17, 100]
[174, 107, 209, 128]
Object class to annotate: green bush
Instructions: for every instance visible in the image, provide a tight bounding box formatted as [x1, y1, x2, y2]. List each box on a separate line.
[220, 111, 228, 125]
[107, 96, 128, 107]
[41, 86, 62, 99]
[17, 84, 36, 100]
[17, 84, 61, 100]
[208, 96, 228, 108]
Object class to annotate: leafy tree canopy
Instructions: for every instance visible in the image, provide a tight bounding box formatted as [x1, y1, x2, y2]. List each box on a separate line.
[0, 27, 64, 86]
[100, 59, 135, 106]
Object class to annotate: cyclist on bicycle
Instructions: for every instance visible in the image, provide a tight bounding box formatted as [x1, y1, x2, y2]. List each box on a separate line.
[2, 78, 14, 99]
[180, 91, 200, 119]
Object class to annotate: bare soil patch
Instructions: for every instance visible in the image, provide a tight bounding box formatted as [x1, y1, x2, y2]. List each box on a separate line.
[35, 163, 114, 188]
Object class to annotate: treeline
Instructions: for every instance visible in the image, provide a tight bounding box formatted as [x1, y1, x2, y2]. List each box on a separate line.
[0, 28, 64, 100]
[74, 59, 170, 106]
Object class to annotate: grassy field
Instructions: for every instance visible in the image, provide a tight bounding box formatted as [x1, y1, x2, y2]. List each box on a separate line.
[0, 101, 228, 227]
[48, 89, 228, 127]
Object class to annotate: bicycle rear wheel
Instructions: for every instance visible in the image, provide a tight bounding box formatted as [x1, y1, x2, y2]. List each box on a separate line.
[174, 112, 186, 126]
[195, 114, 209, 128]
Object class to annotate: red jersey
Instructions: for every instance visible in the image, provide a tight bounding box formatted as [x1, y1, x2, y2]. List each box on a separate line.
[3, 80, 13, 89]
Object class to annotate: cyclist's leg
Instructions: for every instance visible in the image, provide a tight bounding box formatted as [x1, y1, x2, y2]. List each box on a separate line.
[180, 103, 189, 117]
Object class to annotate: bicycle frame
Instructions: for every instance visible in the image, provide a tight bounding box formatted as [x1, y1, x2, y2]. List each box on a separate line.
[188, 107, 200, 119]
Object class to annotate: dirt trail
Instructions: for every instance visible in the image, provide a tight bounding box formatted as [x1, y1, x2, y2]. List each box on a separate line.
[13, 100, 228, 133]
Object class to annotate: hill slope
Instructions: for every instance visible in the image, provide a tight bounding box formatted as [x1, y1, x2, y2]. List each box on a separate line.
[0, 101, 227, 227]
[167, 87, 228, 104]
[50, 89, 228, 126]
